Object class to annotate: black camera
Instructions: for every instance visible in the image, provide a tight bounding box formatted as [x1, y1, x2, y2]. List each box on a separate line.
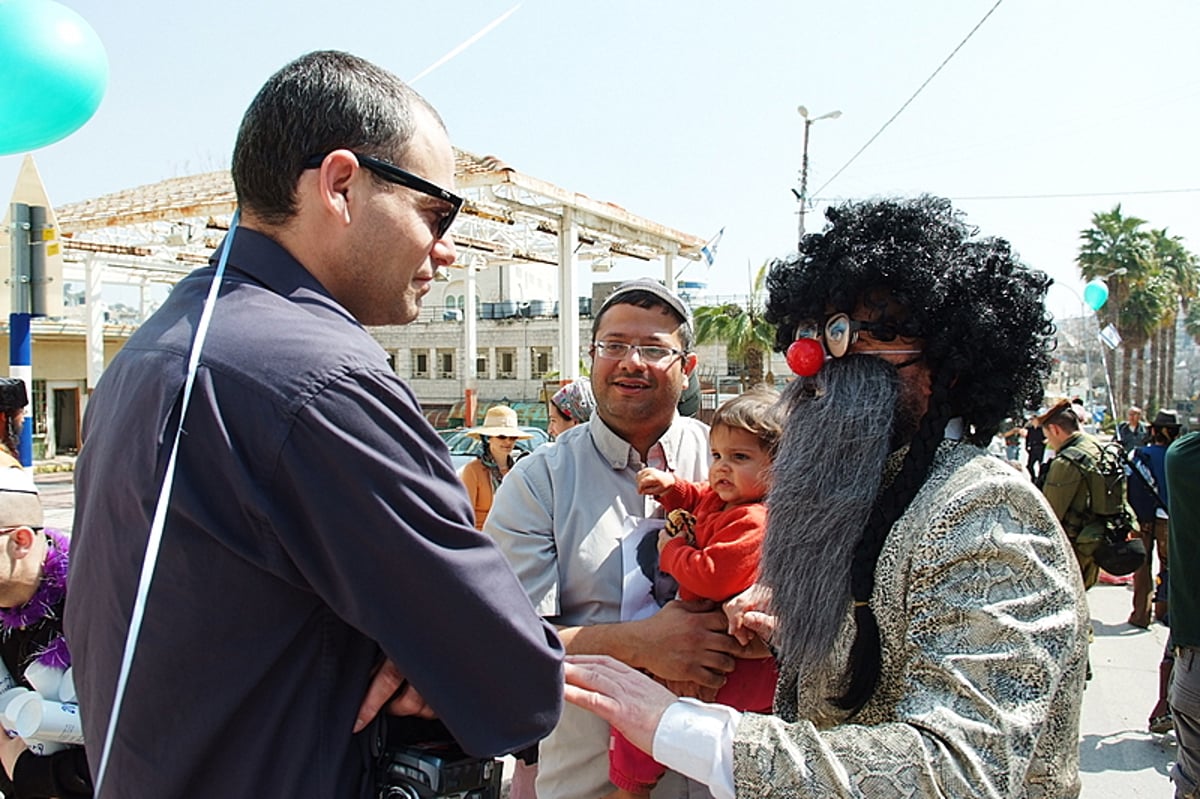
[375, 716, 501, 799]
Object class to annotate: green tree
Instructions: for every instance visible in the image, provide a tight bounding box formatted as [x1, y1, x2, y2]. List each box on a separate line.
[1120, 271, 1172, 409]
[692, 262, 777, 388]
[1146, 228, 1200, 404]
[1186, 302, 1200, 346]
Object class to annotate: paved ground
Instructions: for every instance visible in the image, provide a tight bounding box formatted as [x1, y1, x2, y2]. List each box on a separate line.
[1078, 579, 1179, 797]
[34, 465, 1181, 796]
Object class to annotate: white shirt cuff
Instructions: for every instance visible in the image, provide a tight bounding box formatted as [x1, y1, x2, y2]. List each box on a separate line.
[652, 697, 740, 799]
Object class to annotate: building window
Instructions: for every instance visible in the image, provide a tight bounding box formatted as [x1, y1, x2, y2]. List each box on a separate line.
[476, 351, 488, 378]
[497, 348, 517, 379]
[413, 352, 429, 379]
[531, 348, 551, 379]
[31, 380, 46, 437]
[438, 349, 455, 379]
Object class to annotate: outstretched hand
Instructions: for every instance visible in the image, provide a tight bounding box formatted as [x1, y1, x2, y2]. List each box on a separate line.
[353, 658, 435, 733]
[565, 654, 675, 756]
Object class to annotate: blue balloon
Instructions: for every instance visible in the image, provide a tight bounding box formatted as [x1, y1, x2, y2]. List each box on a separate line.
[1083, 279, 1109, 312]
[0, 0, 108, 155]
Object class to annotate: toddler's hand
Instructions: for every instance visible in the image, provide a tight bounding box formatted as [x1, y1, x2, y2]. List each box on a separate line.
[636, 467, 675, 496]
[724, 584, 777, 646]
[657, 528, 673, 554]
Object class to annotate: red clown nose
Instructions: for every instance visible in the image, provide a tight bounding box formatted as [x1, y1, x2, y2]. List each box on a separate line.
[786, 338, 825, 377]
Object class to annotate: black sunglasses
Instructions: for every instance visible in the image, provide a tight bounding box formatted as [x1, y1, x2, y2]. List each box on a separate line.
[303, 152, 463, 239]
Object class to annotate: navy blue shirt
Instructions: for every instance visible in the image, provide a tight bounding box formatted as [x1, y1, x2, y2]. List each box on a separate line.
[1128, 443, 1169, 522]
[65, 228, 562, 798]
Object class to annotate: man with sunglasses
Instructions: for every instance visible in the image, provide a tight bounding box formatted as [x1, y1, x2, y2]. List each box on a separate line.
[66, 51, 562, 799]
[564, 197, 1089, 798]
[486, 278, 750, 798]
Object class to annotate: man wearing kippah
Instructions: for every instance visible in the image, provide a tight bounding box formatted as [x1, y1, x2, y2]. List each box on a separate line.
[487, 278, 746, 798]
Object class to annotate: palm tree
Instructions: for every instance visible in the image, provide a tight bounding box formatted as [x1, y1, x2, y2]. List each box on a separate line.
[1119, 272, 1172, 408]
[692, 262, 777, 389]
[1077, 205, 1150, 409]
[1146, 228, 1200, 404]
[1186, 302, 1200, 346]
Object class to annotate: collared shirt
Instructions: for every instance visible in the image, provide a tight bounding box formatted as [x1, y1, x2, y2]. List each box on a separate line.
[486, 412, 710, 798]
[66, 228, 563, 798]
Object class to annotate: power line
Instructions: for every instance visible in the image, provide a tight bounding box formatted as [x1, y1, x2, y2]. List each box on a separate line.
[814, 0, 1005, 197]
[949, 187, 1200, 201]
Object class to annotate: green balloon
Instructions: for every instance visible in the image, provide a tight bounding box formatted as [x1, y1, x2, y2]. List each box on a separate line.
[0, 0, 109, 155]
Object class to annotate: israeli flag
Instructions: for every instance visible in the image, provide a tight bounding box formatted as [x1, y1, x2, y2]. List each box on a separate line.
[700, 227, 725, 267]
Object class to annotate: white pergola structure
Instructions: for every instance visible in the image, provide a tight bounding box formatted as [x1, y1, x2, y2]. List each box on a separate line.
[53, 149, 706, 398]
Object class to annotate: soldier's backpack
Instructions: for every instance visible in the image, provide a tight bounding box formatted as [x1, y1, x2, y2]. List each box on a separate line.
[1056, 439, 1146, 576]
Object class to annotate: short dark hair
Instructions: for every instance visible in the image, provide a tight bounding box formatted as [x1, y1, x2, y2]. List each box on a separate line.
[1045, 407, 1080, 433]
[231, 50, 445, 226]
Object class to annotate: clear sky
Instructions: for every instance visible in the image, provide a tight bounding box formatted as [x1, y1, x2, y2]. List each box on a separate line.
[3, 0, 1198, 320]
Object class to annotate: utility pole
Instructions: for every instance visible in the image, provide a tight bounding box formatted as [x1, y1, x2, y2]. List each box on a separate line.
[793, 106, 841, 248]
[9, 202, 50, 466]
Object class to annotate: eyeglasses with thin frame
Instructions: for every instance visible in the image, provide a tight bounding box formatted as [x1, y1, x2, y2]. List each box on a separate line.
[303, 152, 463, 239]
[795, 313, 921, 359]
[592, 341, 685, 365]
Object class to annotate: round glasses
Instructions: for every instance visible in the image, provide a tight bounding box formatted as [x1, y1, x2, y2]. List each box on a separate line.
[794, 313, 921, 359]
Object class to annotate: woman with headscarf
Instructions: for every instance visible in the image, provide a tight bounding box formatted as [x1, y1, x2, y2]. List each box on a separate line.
[547, 379, 596, 438]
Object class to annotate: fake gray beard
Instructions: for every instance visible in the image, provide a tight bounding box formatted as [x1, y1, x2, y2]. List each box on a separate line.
[760, 355, 900, 673]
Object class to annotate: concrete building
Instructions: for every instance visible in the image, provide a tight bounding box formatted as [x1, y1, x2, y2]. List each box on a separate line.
[2, 149, 712, 452]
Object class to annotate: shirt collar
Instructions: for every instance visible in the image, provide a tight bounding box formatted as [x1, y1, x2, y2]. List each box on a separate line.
[213, 227, 358, 325]
[589, 413, 688, 471]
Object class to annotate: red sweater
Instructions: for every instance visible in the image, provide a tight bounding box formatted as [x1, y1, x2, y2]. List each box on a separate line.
[657, 479, 765, 603]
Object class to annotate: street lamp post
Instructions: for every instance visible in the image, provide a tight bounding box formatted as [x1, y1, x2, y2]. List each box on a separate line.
[1053, 270, 1125, 426]
[794, 105, 841, 248]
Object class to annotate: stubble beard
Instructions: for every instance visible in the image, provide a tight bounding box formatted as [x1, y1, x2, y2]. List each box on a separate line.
[759, 355, 901, 673]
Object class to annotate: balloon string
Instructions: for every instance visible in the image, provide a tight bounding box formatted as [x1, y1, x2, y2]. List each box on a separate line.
[91, 210, 239, 797]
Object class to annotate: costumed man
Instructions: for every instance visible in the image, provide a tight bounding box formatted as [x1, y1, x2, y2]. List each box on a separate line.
[0, 467, 91, 798]
[563, 196, 1089, 798]
[0, 378, 29, 468]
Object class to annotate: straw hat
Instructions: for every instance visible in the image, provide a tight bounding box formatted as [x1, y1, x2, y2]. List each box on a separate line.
[466, 405, 532, 439]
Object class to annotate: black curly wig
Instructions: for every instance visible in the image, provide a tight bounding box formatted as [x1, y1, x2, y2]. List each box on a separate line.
[763, 196, 1056, 713]
[765, 195, 1055, 446]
